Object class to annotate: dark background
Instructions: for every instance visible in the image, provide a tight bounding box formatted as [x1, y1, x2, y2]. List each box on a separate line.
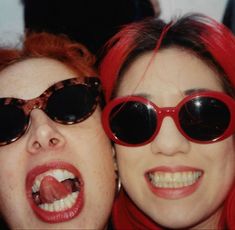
[22, 0, 156, 55]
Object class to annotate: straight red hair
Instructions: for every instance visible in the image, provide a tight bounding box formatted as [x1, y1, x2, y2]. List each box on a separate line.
[100, 14, 235, 101]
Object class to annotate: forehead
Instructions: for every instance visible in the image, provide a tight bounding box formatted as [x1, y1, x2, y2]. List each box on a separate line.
[117, 48, 222, 97]
[0, 58, 79, 99]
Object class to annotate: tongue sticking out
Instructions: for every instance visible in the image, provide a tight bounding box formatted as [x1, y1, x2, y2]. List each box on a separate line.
[40, 176, 71, 204]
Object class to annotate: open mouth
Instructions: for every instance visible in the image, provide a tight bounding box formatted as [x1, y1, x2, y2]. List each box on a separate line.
[146, 171, 202, 188]
[26, 162, 84, 223]
[145, 166, 203, 199]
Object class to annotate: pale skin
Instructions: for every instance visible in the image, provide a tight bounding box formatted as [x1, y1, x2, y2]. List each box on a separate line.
[0, 58, 115, 229]
[115, 48, 235, 229]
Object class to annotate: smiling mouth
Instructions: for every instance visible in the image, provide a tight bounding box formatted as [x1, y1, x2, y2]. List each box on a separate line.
[32, 169, 81, 211]
[26, 162, 84, 223]
[146, 171, 202, 188]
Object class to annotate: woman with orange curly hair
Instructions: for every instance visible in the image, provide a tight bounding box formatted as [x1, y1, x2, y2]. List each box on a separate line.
[0, 32, 115, 229]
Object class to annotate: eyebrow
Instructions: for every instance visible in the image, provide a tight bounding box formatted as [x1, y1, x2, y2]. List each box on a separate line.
[184, 88, 213, 95]
[132, 93, 151, 99]
[130, 88, 213, 99]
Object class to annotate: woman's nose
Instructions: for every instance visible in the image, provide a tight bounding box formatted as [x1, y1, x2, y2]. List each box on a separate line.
[26, 109, 66, 154]
[150, 117, 190, 156]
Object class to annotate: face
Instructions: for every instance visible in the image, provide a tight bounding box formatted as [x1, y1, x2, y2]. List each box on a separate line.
[0, 58, 115, 229]
[115, 48, 235, 229]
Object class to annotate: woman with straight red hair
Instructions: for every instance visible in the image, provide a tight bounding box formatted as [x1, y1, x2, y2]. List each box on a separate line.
[100, 14, 235, 229]
[0, 32, 116, 229]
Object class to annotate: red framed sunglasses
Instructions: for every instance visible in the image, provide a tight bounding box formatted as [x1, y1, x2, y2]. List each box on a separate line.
[0, 77, 101, 146]
[102, 91, 235, 146]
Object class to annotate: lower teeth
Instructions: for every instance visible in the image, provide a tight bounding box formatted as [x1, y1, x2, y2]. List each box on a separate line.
[152, 181, 195, 188]
[38, 191, 78, 212]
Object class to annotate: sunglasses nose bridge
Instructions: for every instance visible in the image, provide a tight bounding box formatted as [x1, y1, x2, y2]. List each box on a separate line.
[160, 107, 176, 117]
[24, 97, 45, 114]
[158, 107, 177, 126]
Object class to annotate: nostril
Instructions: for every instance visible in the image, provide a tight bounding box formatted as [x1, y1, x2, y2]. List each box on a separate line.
[49, 138, 59, 146]
[27, 114, 66, 153]
[33, 141, 41, 149]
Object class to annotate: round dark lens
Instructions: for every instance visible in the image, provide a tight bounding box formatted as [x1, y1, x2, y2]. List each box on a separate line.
[179, 97, 230, 141]
[0, 105, 27, 143]
[109, 101, 157, 144]
[46, 85, 96, 123]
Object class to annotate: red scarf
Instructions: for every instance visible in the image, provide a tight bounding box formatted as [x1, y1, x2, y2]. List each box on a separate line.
[112, 190, 228, 229]
[112, 189, 162, 230]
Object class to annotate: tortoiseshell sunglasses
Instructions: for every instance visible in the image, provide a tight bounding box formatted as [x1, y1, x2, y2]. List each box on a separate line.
[0, 77, 101, 146]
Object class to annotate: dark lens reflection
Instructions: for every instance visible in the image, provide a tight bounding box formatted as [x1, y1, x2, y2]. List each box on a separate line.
[0, 105, 27, 143]
[46, 85, 96, 123]
[109, 101, 157, 144]
[179, 97, 230, 141]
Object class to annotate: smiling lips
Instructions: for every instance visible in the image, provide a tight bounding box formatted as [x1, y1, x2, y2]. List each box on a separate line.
[26, 162, 84, 223]
[145, 166, 203, 199]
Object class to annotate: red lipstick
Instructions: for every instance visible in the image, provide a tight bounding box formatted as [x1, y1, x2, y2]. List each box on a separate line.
[145, 166, 203, 200]
[26, 161, 84, 223]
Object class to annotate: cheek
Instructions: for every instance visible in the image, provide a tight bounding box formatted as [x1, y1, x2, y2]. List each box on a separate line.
[69, 122, 116, 196]
[201, 139, 235, 204]
[116, 147, 133, 176]
[211, 139, 235, 175]
[115, 146, 142, 188]
[0, 157, 21, 219]
[74, 132, 116, 226]
[0, 148, 31, 226]
[0, 154, 21, 194]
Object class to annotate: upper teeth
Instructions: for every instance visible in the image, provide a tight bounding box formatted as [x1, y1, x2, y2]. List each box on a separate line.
[32, 169, 75, 193]
[148, 171, 202, 188]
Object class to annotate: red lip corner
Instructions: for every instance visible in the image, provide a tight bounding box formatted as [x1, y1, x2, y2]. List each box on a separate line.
[26, 161, 84, 223]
